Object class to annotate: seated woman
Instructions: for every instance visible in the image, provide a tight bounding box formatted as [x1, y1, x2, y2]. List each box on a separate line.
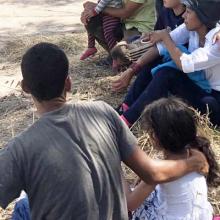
[113, 0, 220, 127]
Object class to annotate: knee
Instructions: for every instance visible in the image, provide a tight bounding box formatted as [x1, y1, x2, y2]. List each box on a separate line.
[201, 96, 220, 126]
[154, 67, 179, 79]
[201, 96, 220, 112]
[153, 67, 179, 84]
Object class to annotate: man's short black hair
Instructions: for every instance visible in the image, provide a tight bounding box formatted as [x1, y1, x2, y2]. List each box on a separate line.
[21, 42, 69, 101]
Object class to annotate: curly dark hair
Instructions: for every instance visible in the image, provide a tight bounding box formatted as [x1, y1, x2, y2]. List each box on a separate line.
[21, 42, 69, 101]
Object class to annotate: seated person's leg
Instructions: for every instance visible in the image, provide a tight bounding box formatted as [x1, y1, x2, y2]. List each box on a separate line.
[102, 15, 121, 51]
[86, 15, 109, 51]
[200, 96, 220, 126]
[80, 33, 97, 60]
[122, 67, 210, 126]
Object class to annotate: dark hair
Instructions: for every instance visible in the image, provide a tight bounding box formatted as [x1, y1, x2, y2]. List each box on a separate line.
[111, 43, 132, 66]
[183, 0, 220, 29]
[21, 42, 69, 101]
[143, 97, 220, 186]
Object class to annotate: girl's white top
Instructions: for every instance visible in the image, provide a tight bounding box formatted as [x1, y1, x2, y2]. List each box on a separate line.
[132, 172, 213, 220]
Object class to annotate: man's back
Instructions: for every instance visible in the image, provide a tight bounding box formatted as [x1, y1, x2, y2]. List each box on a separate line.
[0, 101, 137, 219]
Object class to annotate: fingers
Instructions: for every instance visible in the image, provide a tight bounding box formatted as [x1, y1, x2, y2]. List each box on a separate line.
[149, 31, 157, 44]
[141, 33, 150, 42]
[141, 36, 150, 42]
[112, 80, 124, 92]
[112, 75, 127, 92]
[189, 149, 209, 176]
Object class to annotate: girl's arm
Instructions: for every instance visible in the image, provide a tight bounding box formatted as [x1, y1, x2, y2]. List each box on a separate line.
[150, 29, 183, 69]
[150, 28, 220, 73]
[123, 178, 156, 211]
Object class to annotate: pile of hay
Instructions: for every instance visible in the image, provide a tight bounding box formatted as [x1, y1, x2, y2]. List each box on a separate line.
[0, 32, 219, 219]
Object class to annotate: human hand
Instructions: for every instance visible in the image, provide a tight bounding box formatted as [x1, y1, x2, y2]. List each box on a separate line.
[149, 28, 170, 44]
[81, 11, 88, 25]
[188, 149, 209, 176]
[83, 8, 96, 20]
[141, 32, 150, 42]
[112, 68, 134, 92]
[83, 1, 97, 10]
[212, 30, 220, 44]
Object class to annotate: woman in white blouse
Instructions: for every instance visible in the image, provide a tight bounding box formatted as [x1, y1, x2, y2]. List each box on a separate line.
[113, 0, 220, 127]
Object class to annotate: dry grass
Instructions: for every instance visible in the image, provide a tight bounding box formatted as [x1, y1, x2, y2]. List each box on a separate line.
[0, 32, 219, 219]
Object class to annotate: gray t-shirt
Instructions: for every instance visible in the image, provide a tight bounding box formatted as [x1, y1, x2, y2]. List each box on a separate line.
[0, 101, 137, 220]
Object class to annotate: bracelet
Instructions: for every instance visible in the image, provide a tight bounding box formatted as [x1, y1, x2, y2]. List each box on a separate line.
[129, 62, 142, 75]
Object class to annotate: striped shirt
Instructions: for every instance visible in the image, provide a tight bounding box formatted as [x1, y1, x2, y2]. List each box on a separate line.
[95, 0, 122, 14]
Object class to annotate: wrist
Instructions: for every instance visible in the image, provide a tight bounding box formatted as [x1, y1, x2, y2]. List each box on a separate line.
[129, 62, 142, 75]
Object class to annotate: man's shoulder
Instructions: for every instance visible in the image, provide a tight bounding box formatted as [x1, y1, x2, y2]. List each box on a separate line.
[74, 100, 112, 113]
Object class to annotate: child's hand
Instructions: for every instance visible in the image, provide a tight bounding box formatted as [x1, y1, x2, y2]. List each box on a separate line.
[84, 8, 97, 20]
[81, 11, 88, 25]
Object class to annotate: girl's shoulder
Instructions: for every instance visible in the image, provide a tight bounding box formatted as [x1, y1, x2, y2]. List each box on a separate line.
[160, 172, 207, 194]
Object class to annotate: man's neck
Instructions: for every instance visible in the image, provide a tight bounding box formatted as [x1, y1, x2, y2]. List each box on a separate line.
[34, 96, 66, 116]
[172, 4, 185, 16]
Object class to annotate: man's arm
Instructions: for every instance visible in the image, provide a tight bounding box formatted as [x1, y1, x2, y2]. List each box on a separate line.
[104, 1, 143, 19]
[0, 144, 23, 209]
[124, 147, 208, 185]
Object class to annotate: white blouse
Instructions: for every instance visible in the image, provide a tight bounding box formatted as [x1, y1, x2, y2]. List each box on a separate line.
[132, 172, 213, 220]
[156, 24, 220, 91]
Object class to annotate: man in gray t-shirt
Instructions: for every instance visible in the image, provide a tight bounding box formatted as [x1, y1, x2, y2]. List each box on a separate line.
[0, 43, 207, 220]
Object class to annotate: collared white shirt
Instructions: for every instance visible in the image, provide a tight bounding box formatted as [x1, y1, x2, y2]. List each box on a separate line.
[156, 23, 220, 91]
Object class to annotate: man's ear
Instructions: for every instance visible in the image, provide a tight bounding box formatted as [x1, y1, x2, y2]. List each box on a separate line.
[21, 80, 30, 94]
[64, 76, 72, 92]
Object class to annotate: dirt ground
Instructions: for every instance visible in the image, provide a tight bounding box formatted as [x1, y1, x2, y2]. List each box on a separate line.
[0, 1, 219, 219]
[0, 0, 96, 98]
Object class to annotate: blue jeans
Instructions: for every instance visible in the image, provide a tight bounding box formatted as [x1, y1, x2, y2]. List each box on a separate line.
[12, 196, 30, 220]
[123, 66, 220, 126]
